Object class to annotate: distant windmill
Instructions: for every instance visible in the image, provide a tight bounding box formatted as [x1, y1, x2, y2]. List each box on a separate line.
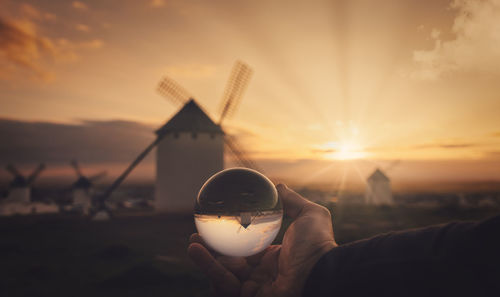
[69, 160, 106, 215]
[4, 163, 45, 203]
[92, 61, 258, 217]
[364, 160, 399, 205]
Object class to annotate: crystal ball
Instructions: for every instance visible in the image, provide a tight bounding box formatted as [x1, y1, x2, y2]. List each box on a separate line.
[194, 168, 283, 257]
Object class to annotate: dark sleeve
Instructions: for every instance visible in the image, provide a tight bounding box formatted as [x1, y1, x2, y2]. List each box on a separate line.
[302, 215, 500, 297]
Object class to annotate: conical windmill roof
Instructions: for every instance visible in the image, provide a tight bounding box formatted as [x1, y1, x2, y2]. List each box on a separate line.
[10, 176, 28, 188]
[156, 99, 224, 136]
[368, 168, 390, 182]
[73, 177, 92, 189]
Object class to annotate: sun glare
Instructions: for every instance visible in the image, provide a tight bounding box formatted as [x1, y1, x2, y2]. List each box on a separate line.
[319, 141, 366, 160]
[335, 143, 366, 160]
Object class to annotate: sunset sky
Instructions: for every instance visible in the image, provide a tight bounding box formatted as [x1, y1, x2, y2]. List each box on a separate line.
[1, 0, 500, 187]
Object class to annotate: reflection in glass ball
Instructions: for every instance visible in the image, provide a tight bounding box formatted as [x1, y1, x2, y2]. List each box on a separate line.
[194, 168, 283, 257]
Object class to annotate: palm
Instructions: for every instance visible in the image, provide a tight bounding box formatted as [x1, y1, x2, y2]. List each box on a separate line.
[188, 184, 336, 297]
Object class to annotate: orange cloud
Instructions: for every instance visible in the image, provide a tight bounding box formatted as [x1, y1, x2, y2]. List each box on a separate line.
[0, 17, 103, 81]
[19, 3, 42, 19]
[75, 24, 90, 32]
[150, 0, 166, 8]
[72, 1, 88, 11]
[0, 18, 55, 80]
[80, 39, 103, 49]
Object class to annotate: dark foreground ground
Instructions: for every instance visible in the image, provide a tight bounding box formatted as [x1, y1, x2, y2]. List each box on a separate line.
[1, 204, 499, 297]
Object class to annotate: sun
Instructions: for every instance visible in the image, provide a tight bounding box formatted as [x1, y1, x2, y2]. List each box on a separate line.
[335, 142, 366, 160]
[319, 141, 366, 160]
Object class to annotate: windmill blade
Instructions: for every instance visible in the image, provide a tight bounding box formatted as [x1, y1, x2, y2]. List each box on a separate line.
[27, 163, 45, 185]
[71, 160, 83, 177]
[157, 76, 192, 106]
[96, 136, 162, 205]
[224, 135, 261, 172]
[6, 164, 21, 177]
[89, 171, 107, 182]
[385, 160, 400, 172]
[218, 61, 253, 124]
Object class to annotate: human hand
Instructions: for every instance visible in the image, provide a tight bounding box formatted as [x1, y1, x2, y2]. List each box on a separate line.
[188, 184, 337, 297]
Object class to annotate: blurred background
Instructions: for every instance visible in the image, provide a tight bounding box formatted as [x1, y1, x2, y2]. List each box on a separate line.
[1, 0, 499, 296]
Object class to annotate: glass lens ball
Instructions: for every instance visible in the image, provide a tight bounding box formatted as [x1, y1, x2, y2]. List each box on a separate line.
[194, 168, 283, 257]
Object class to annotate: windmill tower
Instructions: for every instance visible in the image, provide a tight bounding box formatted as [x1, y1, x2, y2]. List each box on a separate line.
[69, 160, 106, 215]
[365, 168, 393, 205]
[364, 160, 399, 205]
[92, 61, 258, 217]
[4, 164, 45, 203]
[154, 100, 224, 213]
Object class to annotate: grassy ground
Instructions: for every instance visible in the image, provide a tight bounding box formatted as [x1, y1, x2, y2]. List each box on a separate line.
[1, 205, 499, 297]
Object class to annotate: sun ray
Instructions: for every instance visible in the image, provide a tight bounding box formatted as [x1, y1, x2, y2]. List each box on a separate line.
[300, 160, 338, 187]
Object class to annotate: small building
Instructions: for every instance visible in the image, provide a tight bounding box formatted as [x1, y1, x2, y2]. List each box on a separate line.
[155, 100, 224, 214]
[364, 168, 393, 205]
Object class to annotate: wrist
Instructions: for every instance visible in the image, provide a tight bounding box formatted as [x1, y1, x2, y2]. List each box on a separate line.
[278, 241, 337, 297]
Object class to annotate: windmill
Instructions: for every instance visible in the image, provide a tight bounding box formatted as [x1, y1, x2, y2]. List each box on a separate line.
[4, 163, 45, 203]
[364, 160, 399, 205]
[69, 160, 106, 215]
[91, 60, 258, 217]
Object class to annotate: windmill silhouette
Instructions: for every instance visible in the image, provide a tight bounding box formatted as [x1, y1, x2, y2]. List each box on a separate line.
[4, 163, 45, 203]
[91, 61, 259, 217]
[69, 160, 106, 215]
[364, 160, 400, 205]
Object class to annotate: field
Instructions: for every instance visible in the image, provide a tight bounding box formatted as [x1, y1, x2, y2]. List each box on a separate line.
[1, 197, 499, 297]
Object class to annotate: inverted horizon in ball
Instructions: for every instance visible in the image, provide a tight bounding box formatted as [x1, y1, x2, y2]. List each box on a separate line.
[194, 168, 283, 257]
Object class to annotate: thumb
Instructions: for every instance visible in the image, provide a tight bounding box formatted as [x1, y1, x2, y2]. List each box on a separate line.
[276, 184, 313, 219]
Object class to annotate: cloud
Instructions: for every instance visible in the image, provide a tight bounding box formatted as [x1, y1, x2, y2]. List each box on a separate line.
[0, 14, 103, 81]
[80, 39, 103, 49]
[0, 118, 155, 165]
[412, 0, 500, 80]
[43, 13, 57, 21]
[311, 148, 337, 154]
[412, 142, 479, 149]
[150, 0, 166, 8]
[19, 3, 42, 19]
[0, 18, 56, 81]
[75, 24, 90, 33]
[72, 1, 88, 11]
[483, 151, 500, 159]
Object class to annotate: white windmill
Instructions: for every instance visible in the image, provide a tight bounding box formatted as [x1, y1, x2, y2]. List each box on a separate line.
[91, 61, 258, 217]
[364, 161, 399, 205]
[4, 164, 45, 203]
[0, 163, 58, 216]
[154, 61, 257, 214]
[69, 160, 106, 215]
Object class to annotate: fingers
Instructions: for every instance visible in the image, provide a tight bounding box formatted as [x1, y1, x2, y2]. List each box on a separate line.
[189, 233, 203, 244]
[245, 245, 275, 266]
[190, 233, 250, 280]
[218, 256, 252, 280]
[276, 184, 314, 219]
[189, 233, 219, 256]
[240, 280, 260, 297]
[188, 242, 240, 296]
